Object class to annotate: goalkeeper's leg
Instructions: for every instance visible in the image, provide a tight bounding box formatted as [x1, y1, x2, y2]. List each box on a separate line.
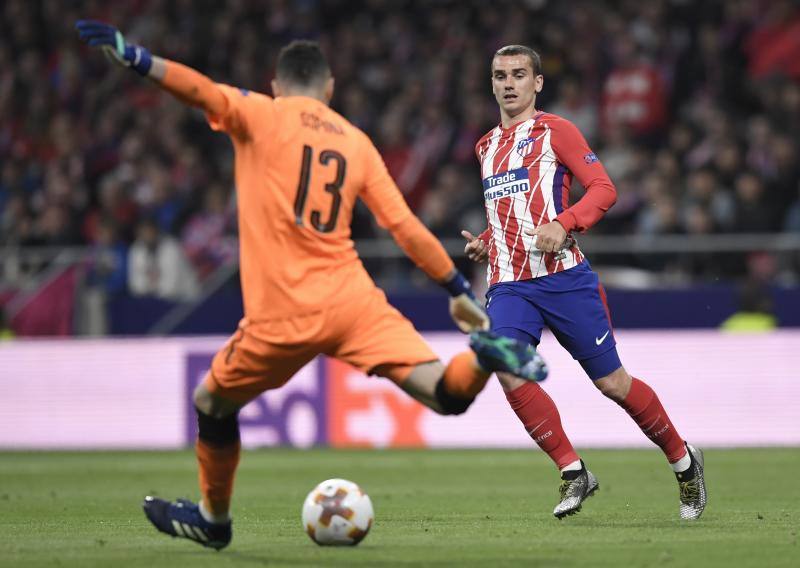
[378, 354, 490, 416]
[192, 380, 244, 522]
[142, 377, 242, 549]
[375, 331, 548, 416]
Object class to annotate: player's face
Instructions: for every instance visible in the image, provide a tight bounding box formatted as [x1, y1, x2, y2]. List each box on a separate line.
[491, 55, 543, 119]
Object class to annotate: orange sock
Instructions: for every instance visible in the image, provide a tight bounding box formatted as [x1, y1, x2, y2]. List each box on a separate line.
[442, 351, 491, 399]
[196, 439, 241, 517]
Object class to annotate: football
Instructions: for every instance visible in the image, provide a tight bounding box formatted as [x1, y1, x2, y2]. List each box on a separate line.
[301, 478, 374, 546]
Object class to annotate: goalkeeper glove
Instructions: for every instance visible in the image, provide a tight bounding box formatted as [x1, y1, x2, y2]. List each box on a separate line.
[442, 272, 490, 333]
[75, 20, 152, 76]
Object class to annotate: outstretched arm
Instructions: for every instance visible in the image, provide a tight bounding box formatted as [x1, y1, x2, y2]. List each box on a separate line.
[75, 20, 227, 116]
[388, 215, 490, 334]
[359, 137, 489, 333]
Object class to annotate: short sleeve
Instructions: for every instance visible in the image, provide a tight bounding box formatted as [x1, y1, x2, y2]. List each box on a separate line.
[358, 135, 413, 229]
[205, 85, 275, 141]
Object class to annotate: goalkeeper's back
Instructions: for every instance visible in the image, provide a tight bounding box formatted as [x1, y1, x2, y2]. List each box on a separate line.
[204, 81, 415, 320]
[74, 26, 459, 323]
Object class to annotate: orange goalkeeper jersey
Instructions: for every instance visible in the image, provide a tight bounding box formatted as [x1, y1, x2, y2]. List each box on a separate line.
[206, 87, 418, 320]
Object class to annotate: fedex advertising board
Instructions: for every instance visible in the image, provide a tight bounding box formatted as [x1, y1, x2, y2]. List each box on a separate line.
[1, 331, 798, 449]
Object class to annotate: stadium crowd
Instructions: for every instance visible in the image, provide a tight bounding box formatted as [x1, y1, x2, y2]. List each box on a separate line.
[1, 0, 800, 298]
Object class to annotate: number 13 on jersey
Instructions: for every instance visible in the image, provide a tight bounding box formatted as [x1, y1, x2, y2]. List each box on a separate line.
[294, 144, 347, 233]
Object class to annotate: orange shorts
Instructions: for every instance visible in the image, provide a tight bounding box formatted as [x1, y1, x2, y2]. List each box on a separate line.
[205, 286, 438, 403]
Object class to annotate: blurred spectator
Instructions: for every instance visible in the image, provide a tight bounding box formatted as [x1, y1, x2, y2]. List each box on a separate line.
[598, 125, 636, 182]
[784, 181, 800, 232]
[31, 204, 81, 246]
[0, 193, 34, 246]
[136, 159, 185, 234]
[419, 165, 483, 239]
[712, 141, 744, 189]
[82, 173, 139, 243]
[637, 194, 682, 236]
[744, 0, 800, 80]
[548, 75, 598, 144]
[0, 0, 796, 292]
[0, 305, 14, 340]
[600, 33, 667, 142]
[378, 111, 430, 212]
[181, 185, 237, 280]
[769, 135, 799, 212]
[81, 217, 128, 335]
[682, 168, 735, 232]
[128, 217, 199, 301]
[720, 279, 778, 333]
[86, 217, 128, 296]
[732, 172, 773, 233]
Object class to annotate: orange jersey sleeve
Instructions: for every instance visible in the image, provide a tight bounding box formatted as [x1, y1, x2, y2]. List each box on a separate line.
[161, 60, 228, 116]
[358, 137, 413, 229]
[204, 84, 277, 142]
[359, 138, 454, 282]
[391, 216, 455, 282]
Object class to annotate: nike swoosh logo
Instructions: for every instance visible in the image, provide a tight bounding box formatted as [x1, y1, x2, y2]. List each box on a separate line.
[595, 331, 610, 345]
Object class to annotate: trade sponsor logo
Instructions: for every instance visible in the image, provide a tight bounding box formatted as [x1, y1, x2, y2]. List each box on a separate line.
[482, 167, 531, 201]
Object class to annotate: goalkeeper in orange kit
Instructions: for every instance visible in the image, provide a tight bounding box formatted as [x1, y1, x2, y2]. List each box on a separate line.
[76, 20, 547, 550]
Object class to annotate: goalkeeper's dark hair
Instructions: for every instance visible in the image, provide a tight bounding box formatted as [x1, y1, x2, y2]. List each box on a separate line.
[276, 40, 331, 87]
[493, 45, 542, 75]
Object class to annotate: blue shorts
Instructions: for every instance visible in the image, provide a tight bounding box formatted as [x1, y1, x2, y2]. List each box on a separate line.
[486, 262, 621, 380]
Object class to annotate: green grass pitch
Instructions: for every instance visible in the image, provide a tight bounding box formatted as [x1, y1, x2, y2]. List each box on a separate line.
[1, 449, 798, 567]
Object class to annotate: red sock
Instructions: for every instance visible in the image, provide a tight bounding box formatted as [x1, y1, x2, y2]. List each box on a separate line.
[505, 382, 580, 470]
[196, 439, 241, 516]
[619, 378, 686, 463]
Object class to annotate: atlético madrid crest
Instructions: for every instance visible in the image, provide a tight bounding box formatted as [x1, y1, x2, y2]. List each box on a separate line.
[516, 137, 534, 157]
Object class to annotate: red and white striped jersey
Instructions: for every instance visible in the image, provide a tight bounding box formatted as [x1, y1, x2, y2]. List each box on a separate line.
[475, 111, 617, 285]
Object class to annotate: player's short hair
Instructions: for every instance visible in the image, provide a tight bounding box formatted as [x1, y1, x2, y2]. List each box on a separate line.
[493, 45, 542, 75]
[276, 40, 331, 87]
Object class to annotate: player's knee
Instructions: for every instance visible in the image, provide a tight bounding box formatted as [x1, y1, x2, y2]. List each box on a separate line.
[195, 405, 240, 446]
[594, 367, 630, 402]
[193, 383, 214, 415]
[194, 378, 243, 419]
[434, 378, 473, 415]
[496, 371, 527, 393]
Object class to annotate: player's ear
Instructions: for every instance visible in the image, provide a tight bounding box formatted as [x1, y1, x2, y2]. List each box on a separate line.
[271, 79, 282, 98]
[534, 74, 544, 94]
[324, 76, 334, 104]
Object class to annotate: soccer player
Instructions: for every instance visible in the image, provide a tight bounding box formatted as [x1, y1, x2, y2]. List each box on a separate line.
[75, 22, 547, 550]
[462, 45, 707, 520]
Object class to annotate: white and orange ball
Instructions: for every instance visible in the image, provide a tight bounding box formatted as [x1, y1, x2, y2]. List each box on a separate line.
[301, 478, 374, 546]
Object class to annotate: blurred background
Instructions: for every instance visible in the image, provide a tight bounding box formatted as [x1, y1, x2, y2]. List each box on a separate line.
[1, 0, 800, 338]
[1, 6, 798, 563]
